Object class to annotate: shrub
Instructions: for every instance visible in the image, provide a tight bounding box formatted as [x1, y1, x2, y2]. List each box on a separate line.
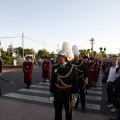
[2, 55, 13, 65]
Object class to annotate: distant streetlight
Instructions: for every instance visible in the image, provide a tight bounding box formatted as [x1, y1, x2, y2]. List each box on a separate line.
[56, 44, 60, 53]
[90, 38, 95, 57]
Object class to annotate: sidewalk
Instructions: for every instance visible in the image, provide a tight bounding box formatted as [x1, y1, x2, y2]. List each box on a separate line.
[0, 98, 114, 120]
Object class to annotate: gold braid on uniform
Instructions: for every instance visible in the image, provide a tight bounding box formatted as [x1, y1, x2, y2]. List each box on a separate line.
[57, 65, 74, 78]
[74, 60, 83, 67]
[74, 60, 83, 72]
[56, 64, 74, 88]
[75, 67, 83, 73]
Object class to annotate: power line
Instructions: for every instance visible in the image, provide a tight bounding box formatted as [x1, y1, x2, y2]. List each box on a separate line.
[24, 36, 56, 48]
[24, 36, 44, 44]
[0, 36, 21, 39]
[0, 35, 57, 50]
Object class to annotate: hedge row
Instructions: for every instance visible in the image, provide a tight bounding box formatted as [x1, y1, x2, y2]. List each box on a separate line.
[2, 55, 13, 65]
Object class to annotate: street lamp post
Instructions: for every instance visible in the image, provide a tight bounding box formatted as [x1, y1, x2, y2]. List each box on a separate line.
[90, 38, 95, 57]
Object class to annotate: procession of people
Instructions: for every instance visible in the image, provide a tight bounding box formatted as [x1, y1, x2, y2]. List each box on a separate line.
[8, 41, 119, 120]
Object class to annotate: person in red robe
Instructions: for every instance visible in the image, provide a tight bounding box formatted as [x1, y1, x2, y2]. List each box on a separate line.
[42, 56, 50, 82]
[23, 56, 33, 89]
[87, 57, 98, 88]
[93, 59, 99, 85]
[82, 56, 89, 70]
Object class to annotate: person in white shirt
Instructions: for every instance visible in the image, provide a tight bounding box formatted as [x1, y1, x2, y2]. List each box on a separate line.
[107, 59, 118, 112]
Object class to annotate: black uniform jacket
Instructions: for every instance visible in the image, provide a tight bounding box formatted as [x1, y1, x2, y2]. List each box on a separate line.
[71, 60, 88, 88]
[50, 62, 79, 100]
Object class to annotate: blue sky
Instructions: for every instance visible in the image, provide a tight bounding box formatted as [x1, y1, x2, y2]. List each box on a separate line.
[0, 0, 120, 54]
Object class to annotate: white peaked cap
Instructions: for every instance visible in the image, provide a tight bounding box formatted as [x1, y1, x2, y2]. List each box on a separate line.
[62, 42, 74, 61]
[72, 45, 80, 56]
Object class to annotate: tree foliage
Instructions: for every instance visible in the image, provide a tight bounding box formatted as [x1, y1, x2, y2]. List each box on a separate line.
[37, 49, 50, 58]
[99, 47, 107, 58]
[50, 51, 55, 58]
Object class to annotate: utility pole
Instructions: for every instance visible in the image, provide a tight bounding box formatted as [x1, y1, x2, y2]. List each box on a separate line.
[22, 33, 24, 62]
[56, 44, 60, 53]
[90, 38, 95, 57]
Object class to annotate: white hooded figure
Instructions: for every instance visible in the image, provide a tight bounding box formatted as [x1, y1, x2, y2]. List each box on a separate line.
[72, 45, 80, 57]
[62, 42, 74, 61]
[72, 44, 88, 87]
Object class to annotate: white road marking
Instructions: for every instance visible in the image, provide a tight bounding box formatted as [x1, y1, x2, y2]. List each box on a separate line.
[18, 88, 102, 101]
[90, 87, 102, 90]
[97, 82, 102, 84]
[4, 93, 101, 110]
[38, 82, 50, 85]
[4, 93, 52, 103]
[18, 88, 49, 94]
[85, 103, 101, 110]
[86, 96, 101, 101]
[31, 85, 49, 89]
[96, 84, 102, 87]
[87, 90, 102, 94]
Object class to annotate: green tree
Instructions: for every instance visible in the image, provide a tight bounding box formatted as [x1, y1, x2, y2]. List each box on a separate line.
[37, 49, 50, 58]
[93, 51, 97, 56]
[50, 51, 55, 58]
[99, 47, 103, 53]
[7, 44, 13, 57]
[25, 48, 36, 55]
[104, 47, 106, 52]
[1, 48, 7, 56]
[17, 47, 23, 56]
[87, 49, 91, 57]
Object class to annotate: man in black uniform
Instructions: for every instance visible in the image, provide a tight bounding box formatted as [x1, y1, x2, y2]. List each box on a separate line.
[50, 42, 79, 120]
[72, 45, 88, 111]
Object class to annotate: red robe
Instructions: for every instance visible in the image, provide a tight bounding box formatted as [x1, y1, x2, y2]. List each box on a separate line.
[23, 61, 33, 85]
[87, 62, 97, 88]
[93, 63, 99, 83]
[42, 60, 50, 79]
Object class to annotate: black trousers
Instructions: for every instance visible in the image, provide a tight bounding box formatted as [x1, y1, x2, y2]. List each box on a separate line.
[108, 82, 115, 105]
[108, 82, 119, 109]
[107, 87, 111, 102]
[75, 88, 85, 109]
[54, 91, 72, 120]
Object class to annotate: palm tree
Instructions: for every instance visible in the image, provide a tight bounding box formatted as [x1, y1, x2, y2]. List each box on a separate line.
[87, 49, 90, 57]
[99, 47, 103, 53]
[93, 51, 97, 56]
[104, 47, 106, 52]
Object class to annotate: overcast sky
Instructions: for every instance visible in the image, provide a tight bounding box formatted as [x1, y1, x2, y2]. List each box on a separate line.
[0, 0, 120, 54]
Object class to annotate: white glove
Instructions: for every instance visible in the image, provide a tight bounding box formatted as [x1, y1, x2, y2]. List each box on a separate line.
[73, 97, 77, 104]
[85, 77, 88, 84]
[50, 97, 54, 102]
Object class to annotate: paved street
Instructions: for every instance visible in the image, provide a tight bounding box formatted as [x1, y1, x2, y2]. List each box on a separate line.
[0, 65, 117, 120]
